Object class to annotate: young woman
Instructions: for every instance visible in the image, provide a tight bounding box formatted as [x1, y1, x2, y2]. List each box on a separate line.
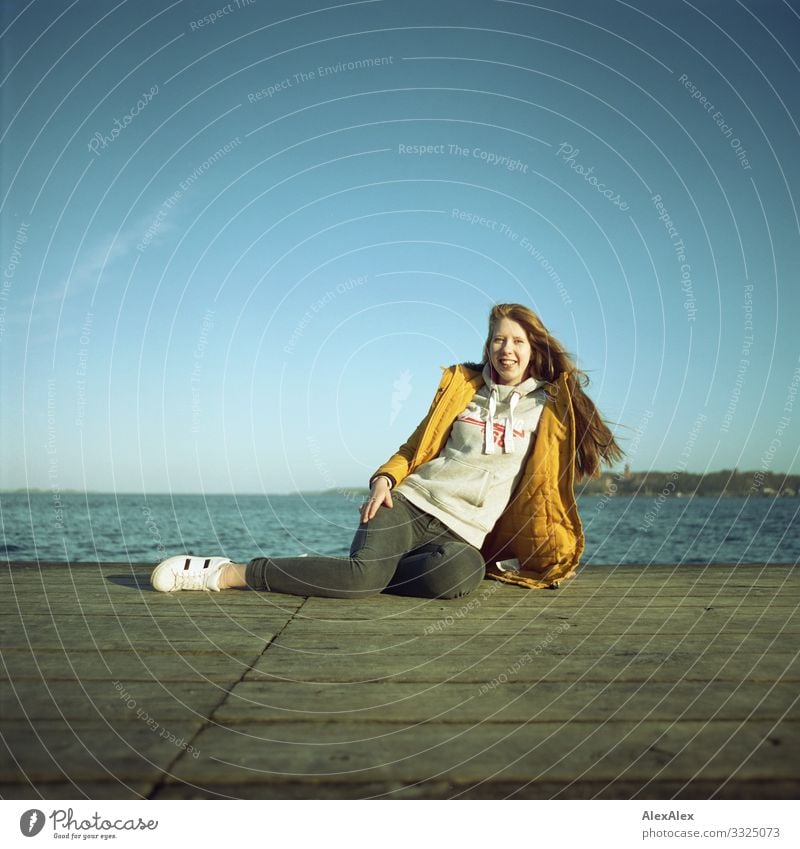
[151, 303, 622, 597]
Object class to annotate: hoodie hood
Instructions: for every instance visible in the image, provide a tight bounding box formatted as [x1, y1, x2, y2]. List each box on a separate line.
[481, 362, 544, 398]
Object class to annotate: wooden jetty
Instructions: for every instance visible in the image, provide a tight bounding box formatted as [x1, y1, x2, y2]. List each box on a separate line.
[1, 561, 798, 799]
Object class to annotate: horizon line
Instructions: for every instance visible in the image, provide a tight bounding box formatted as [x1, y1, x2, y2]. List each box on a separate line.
[2, 466, 798, 498]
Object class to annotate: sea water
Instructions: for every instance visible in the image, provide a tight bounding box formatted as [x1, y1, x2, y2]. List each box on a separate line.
[1, 492, 797, 566]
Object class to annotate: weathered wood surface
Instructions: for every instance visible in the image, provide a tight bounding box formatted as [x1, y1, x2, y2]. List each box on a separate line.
[1, 561, 798, 799]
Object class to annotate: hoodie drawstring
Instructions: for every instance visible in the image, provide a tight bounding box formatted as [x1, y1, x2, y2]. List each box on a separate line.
[485, 388, 520, 454]
[504, 391, 520, 453]
[484, 387, 497, 454]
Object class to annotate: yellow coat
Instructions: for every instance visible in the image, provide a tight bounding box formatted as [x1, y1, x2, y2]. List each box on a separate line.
[371, 363, 584, 589]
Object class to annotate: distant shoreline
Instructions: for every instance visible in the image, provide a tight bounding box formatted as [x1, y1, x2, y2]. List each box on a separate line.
[2, 468, 798, 498]
[576, 468, 799, 498]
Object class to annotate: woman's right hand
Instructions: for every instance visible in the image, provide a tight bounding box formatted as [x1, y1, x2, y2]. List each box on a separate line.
[360, 476, 393, 523]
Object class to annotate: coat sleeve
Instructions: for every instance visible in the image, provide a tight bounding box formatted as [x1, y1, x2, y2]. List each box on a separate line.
[369, 366, 454, 489]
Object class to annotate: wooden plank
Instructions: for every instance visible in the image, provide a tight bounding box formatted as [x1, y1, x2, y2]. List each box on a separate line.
[1, 648, 264, 683]
[161, 718, 800, 789]
[0, 608, 300, 628]
[268, 632, 795, 655]
[151, 778, 800, 800]
[0, 780, 154, 800]
[4, 602, 795, 634]
[274, 616, 798, 636]
[0, 718, 203, 788]
[4, 582, 794, 601]
[0, 594, 303, 611]
[243, 649, 800, 684]
[292, 598, 800, 618]
[0, 614, 280, 652]
[1, 680, 227, 722]
[284, 612, 798, 628]
[212, 679, 799, 724]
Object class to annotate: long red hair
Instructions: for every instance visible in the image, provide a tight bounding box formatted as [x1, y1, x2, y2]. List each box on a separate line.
[481, 303, 623, 479]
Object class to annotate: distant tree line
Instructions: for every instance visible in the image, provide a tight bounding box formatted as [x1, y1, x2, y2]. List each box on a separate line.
[577, 466, 799, 497]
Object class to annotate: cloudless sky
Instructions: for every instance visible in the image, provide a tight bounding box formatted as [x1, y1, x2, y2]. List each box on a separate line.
[1, 0, 798, 494]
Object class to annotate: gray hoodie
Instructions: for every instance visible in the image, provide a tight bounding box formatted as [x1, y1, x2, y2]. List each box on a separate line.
[396, 363, 547, 548]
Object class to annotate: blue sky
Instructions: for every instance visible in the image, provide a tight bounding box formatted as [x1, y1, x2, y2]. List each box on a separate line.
[1, 0, 798, 494]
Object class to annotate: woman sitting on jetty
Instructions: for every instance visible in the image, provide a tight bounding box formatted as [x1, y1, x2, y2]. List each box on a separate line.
[151, 303, 622, 597]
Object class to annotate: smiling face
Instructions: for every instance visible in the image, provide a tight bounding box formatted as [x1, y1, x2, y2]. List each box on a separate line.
[488, 317, 533, 385]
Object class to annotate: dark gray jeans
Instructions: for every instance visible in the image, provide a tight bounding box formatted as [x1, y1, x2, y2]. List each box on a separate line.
[245, 492, 486, 599]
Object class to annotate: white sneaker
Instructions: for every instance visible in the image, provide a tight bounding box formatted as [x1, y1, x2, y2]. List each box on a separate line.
[150, 555, 232, 592]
